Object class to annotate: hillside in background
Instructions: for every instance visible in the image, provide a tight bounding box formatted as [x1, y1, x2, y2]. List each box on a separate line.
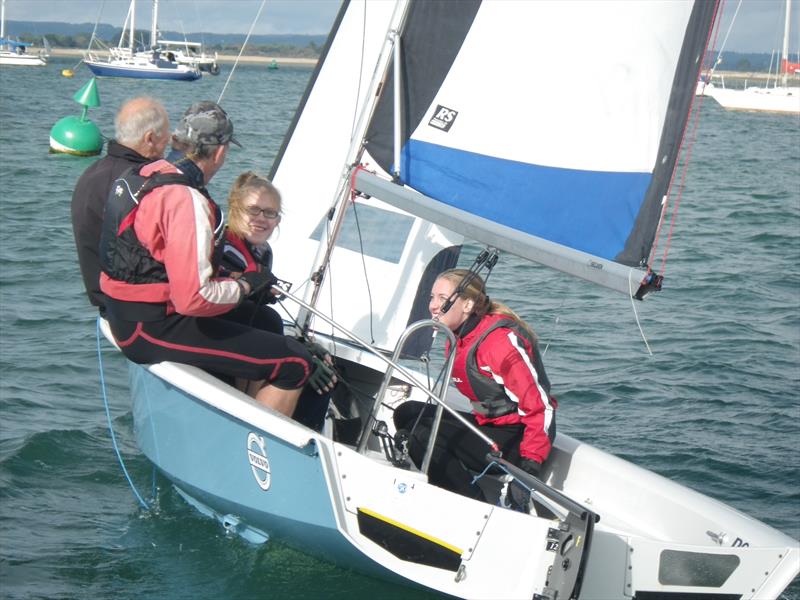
[702, 49, 796, 72]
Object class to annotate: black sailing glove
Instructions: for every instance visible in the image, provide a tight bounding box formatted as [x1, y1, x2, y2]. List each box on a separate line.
[239, 270, 278, 299]
[519, 458, 542, 478]
[308, 356, 337, 394]
[505, 458, 542, 513]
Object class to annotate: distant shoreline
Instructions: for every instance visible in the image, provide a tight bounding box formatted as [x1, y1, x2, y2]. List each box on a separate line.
[50, 47, 317, 67]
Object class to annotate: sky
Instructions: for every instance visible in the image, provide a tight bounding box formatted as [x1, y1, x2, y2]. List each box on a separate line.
[3, 0, 343, 36]
[3, 0, 799, 53]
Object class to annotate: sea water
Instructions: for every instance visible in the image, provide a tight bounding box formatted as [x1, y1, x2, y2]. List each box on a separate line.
[0, 58, 798, 599]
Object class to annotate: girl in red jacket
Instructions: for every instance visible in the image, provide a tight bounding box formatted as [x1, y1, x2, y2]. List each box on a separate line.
[394, 269, 557, 503]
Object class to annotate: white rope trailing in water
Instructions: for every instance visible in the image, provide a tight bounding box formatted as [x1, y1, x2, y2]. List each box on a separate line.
[217, 0, 268, 105]
[628, 270, 653, 357]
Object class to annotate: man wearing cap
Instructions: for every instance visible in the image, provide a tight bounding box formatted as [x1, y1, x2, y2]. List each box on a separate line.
[71, 96, 170, 314]
[98, 101, 335, 416]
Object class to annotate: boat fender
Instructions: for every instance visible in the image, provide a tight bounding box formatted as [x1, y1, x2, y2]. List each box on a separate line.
[209, 62, 220, 76]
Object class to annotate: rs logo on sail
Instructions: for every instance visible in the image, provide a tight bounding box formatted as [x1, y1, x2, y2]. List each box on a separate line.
[429, 105, 458, 132]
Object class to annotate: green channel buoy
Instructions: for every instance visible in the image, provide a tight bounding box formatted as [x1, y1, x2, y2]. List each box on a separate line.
[49, 78, 103, 156]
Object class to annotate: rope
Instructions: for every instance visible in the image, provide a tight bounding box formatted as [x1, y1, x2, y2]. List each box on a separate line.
[655, 58, 710, 278]
[628, 270, 653, 356]
[471, 460, 499, 486]
[74, 0, 107, 71]
[350, 3, 368, 140]
[348, 163, 376, 343]
[705, 0, 742, 79]
[96, 318, 151, 510]
[646, 0, 721, 278]
[217, 0, 267, 104]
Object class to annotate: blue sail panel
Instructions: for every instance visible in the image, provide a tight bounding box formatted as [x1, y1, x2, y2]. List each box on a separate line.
[401, 140, 651, 261]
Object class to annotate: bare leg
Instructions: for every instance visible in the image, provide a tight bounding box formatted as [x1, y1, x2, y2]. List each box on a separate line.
[254, 385, 302, 417]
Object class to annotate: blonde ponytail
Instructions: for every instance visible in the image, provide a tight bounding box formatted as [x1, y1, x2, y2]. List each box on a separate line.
[437, 268, 537, 343]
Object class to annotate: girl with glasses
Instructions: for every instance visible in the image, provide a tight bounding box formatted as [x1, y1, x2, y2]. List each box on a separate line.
[219, 172, 334, 430]
[221, 171, 282, 281]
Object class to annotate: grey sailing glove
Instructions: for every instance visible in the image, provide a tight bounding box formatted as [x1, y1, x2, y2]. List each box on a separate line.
[300, 337, 338, 394]
[303, 339, 329, 360]
[308, 356, 337, 394]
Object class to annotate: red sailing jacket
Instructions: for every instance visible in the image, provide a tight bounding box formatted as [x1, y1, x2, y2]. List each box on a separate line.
[447, 313, 557, 464]
[100, 160, 241, 317]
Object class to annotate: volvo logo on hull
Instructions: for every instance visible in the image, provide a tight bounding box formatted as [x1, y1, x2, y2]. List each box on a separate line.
[247, 432, 271, 491]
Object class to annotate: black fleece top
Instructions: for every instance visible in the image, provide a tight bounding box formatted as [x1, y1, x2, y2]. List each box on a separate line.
[70, 140, 152, 312]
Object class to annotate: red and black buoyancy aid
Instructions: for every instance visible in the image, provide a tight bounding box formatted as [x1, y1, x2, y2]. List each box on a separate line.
[462, 317, 551, 418]
[220, 231, 274, 275]
[99, 166, 224, 284]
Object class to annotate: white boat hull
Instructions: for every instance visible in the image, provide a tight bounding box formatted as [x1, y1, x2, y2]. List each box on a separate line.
[707, 85, 800, 115]
[0, 51, 45, 66]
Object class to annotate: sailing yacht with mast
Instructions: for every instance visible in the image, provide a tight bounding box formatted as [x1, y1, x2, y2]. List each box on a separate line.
[97, 1, 799, 598]
[0, 0, 47, 67]
[708, 0, 800, 114]
[83, 0, 200, 81]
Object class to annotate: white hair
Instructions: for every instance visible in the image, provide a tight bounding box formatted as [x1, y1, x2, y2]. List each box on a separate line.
[114, 97, 168, 147]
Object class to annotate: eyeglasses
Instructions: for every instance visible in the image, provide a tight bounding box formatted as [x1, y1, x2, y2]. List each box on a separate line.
[244, 206, 280, 219]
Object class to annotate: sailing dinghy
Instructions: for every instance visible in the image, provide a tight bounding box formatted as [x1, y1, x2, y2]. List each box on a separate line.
[99, 1, 800, 598]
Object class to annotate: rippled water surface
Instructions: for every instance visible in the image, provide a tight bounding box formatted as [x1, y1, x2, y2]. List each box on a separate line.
[1, 58, 798, 599]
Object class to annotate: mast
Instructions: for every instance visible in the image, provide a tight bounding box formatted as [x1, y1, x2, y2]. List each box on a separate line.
[127, 0, 135, 52]
[781, 0, 791, 86]
[297, 0, 412, 333]
[1, 0, 6, 40]
[151, 0, 159, 49]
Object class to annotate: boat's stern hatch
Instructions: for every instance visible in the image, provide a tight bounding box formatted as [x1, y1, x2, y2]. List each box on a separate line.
[332, 443, 599, 599]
